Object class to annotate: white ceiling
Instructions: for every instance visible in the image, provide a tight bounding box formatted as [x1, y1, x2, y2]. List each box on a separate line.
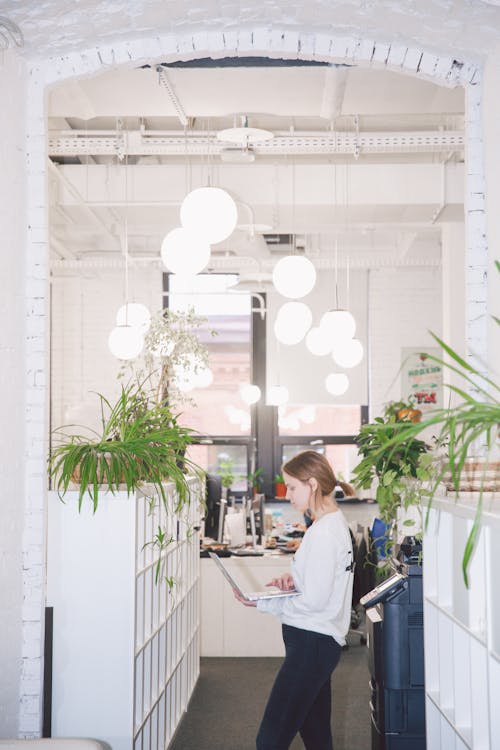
[47, 60, 465, 279]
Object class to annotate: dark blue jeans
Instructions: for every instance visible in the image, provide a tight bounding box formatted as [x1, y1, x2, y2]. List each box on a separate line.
[256, 624, 342, 750]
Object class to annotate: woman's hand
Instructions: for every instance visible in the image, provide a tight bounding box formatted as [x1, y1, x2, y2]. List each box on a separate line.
[233, 588, 257, 607]
[267, 573, 295, 591]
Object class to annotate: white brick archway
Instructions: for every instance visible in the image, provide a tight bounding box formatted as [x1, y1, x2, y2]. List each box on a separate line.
[21, 26, 487, 735]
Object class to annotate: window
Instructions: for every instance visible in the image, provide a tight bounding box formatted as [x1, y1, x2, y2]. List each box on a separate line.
[167, 274, 252, 437]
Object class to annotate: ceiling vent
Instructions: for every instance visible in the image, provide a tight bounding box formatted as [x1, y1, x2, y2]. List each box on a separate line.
[263, 234, 306, 253]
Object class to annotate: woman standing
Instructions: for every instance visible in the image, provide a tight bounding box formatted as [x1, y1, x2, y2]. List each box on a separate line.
[234, 450, 354, 750]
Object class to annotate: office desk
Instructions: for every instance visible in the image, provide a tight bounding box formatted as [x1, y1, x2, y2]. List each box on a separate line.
[200, 553, 290, 656]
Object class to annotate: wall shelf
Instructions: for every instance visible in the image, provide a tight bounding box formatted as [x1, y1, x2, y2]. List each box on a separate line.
[47, 478, 202, 750]
[423, 493, 500, 749]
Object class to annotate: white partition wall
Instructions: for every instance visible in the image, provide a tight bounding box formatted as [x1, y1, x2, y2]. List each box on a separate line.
[423, 491, 500, 749]
[47, 478, 202, 750]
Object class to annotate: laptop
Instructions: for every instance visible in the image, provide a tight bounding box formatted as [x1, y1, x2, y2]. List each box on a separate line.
[208, 551, 301, 602]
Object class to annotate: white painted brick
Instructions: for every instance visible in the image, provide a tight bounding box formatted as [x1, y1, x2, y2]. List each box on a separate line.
[276, 30, 299, 54]
[418, 52, 438, 77]
[331, 36, 356, 61]
[372, 42, 390, 64]
[403, 47, 423, 74]
[19, 680, 41, 696]
[22, 604, 43, 624]
[21, 657, 42, 681]
[298, 33, 316, 60]
[206, 30, 227, 55]
[314, 34, 333, 60]
[18, 714, 41, 733]
[387, 43, 408, 67]
[235, 29, 253, 54]
[354, 38, 376, 63]
[434, 56, 455, 80]
[222, 30, 239, 54]
[21, 638, 42, 660]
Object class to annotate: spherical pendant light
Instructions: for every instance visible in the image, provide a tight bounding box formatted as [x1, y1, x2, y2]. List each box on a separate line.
[161, 226, 211, 275]
[108, 325, 144, 360]
[180, 187, 238, 244]
[116, 303, 151, 334]
[240, 383, 261, 405]
[267, 385, 289, 406]
[274, 301, 313, 345]
[272, 256, 317, 299]
[305, 326, 333, 356]
[325, 372, 349, 396]
[320, 309, 356, 342]
[332, 338, 364, 368]
[193, 365, 214, 389]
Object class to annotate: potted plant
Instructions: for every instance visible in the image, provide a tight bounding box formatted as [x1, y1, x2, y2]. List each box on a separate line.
[122, 306, 217, 411]
[354, 260, 500, 584]
[48, 382, 199, 512]
[352, 399, 432, 557]
[247, 467, 265, 495]
[274, 473, 287, 498]
[217, 456, 235, 499]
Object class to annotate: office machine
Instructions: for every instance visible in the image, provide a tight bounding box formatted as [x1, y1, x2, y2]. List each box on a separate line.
[361, 538, 425, 750]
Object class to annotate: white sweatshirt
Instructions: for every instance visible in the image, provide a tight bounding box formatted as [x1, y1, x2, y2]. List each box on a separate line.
[257, 510, 354, 646]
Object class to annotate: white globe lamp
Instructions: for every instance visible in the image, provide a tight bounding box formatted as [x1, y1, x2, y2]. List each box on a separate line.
[272, 256, 317, 299]
[240, 383, 261, 405]
[332, 338, 364, 368]
[320, 309, 356, 342]
[180, 187, 238, 244]
[161, 226, 211, 275]
[267, 385, 289, 406]
[305, 326, 333, 356]
[274, 302, 312, 345]
[193, 365, 214, 389]
[116, 303, 151, 334]
[325, 372, 349, 396]
[108, 325, 144, 360]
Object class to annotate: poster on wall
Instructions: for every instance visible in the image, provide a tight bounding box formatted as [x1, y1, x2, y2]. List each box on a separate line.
[401, 348, 443, 412]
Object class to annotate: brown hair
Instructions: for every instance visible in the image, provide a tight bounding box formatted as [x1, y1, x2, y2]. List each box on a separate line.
[282, 450, 356, 511]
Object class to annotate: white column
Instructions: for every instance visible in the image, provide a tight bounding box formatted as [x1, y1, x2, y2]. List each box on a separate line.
[441, 222, 466, 404]
[482, 45, 500, 382]
[0, 50, 28, 738]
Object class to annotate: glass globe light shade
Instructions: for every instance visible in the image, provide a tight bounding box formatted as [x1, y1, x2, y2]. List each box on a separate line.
[161, 226, 211, 275]
[116, 302, 151, 334]
[267, 385, 289, 406]
[192, 365, 214, 389]
[332, 338, 364, 368]
[240, 383, 261, 405]
[274, 301, 313, 345]
[108, 325, 144, 360]
[325, 372, 349, 396]
[305, 326, 333, 356]
[272, 256, 317, 299]
[180, 187, 238, 244]
[320, 309, 356, 342]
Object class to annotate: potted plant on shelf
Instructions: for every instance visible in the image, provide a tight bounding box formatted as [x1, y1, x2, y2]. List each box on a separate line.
[274, 474, 287, 498]
[48, 382, 200, 512]
[49, 306, 214, 534]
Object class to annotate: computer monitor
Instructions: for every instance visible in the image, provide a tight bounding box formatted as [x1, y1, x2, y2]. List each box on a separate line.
[203, 474, 222, 539]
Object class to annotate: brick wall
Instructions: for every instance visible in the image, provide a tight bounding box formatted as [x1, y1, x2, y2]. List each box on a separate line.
[0, 51, 27, 737]
[368, 267, 442, 417]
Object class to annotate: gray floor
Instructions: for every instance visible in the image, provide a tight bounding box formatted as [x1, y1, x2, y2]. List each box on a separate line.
[170, 636, 371, 750]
